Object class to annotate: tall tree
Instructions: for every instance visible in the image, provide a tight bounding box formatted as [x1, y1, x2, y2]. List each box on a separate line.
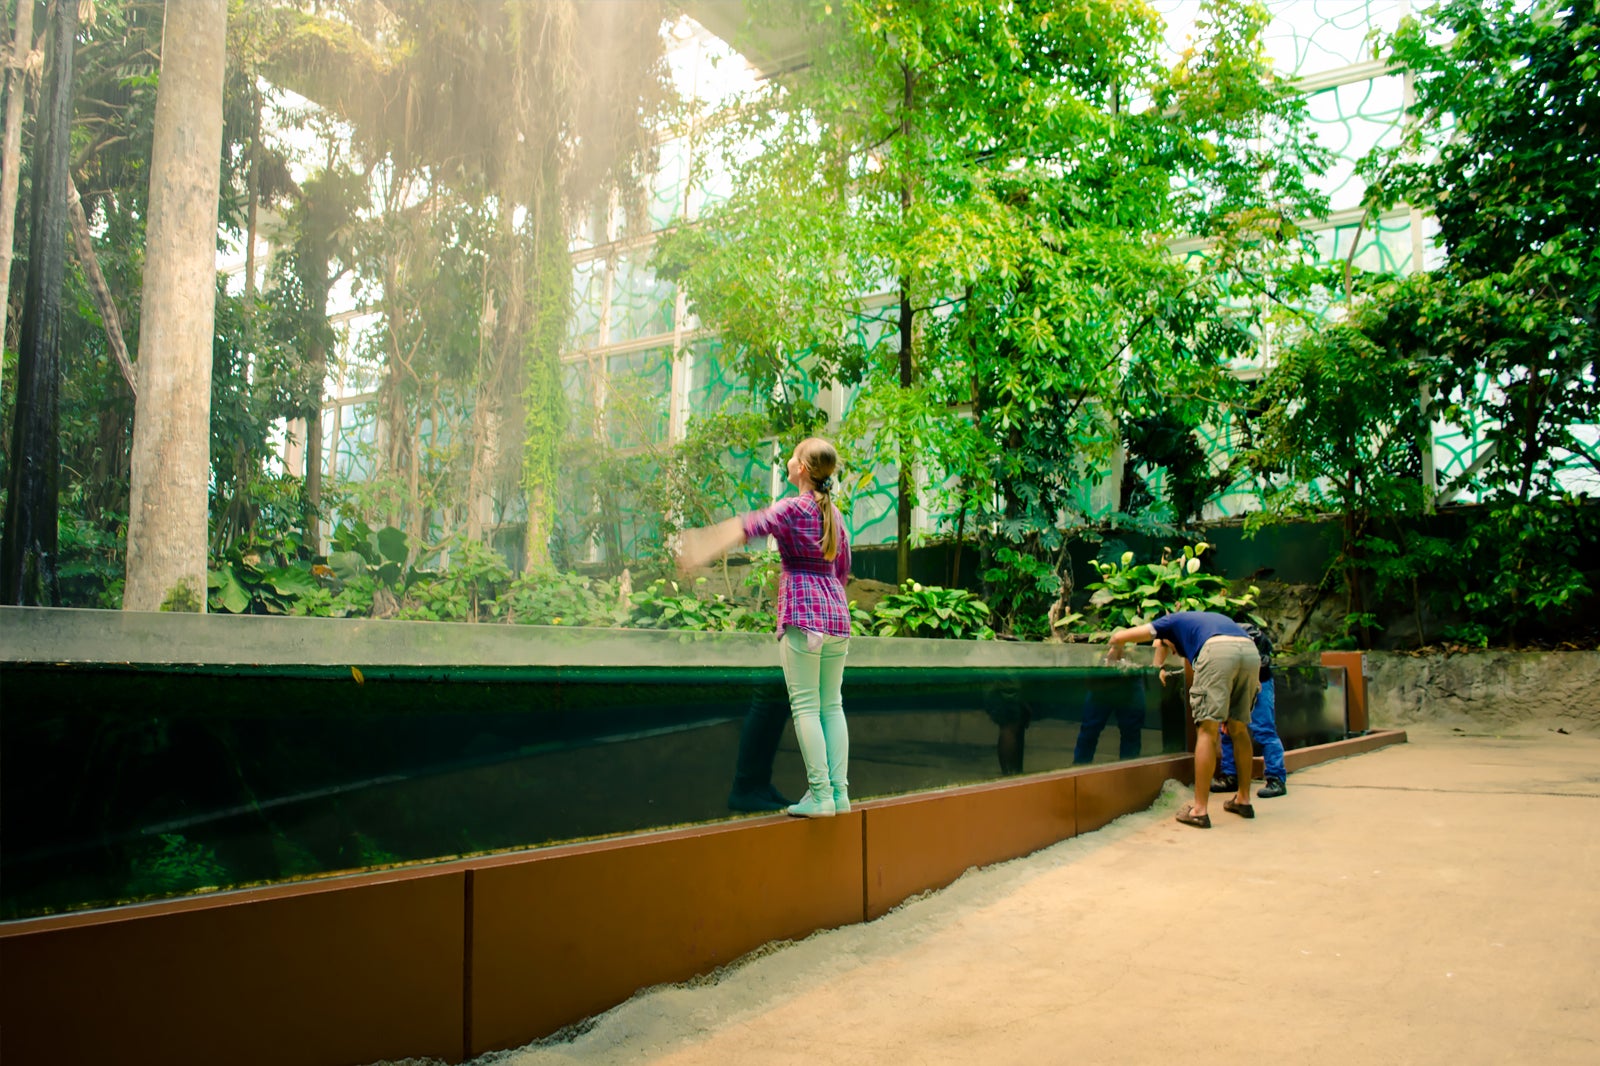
[122, 0, 227, 611]
[0, 0, 36, 384]
[1, 0, 75, 605]
[275, 1, 672, 568]
[1370, 0, 1600, 503]
[659, 0, 1326, 589]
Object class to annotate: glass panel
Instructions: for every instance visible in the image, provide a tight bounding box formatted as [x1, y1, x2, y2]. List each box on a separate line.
[1304, 75, 1404, 213]
[605, 347, 672, 449]
[686, 336, 749, 416]
[567, 258, 605, 349]
[609, 253, 676, 342]
[0, 659, 1191, 919]
[1274, 665, 1350, 749]
[334, 402, 379, 481]
[649, 139, 689, 231]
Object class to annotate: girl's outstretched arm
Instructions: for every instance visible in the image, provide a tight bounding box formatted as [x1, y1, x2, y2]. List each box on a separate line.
[676, 517, 746, 571]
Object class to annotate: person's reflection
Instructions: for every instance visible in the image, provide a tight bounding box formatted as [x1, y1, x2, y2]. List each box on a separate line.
[1073, 674, 1146, 764]
[726, 681, 795, 812]
[983, 676, 1032, 776]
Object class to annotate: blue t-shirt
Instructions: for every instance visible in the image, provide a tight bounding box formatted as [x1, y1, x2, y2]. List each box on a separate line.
[1149, 611, 1249, 662]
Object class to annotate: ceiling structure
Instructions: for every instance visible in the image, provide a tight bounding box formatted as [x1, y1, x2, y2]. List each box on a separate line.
[680, 0, 817, 76]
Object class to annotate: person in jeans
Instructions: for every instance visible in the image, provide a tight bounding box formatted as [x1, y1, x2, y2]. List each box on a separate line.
[1214, 622, 1288, 798]
[1072, 673, 1148, 765]
[1105, 610, 1258, 828]
[677, 437, 853, 818]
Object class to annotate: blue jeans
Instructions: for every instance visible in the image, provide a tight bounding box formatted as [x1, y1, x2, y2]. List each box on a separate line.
[779, 627, 850, 798]
[1219, 677, 1286, 780]
[1073, 689, 1145, 764]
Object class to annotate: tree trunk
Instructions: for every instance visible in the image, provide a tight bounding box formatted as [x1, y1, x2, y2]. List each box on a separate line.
[522, 185, 566, 571]
[303, 263, 331, 556]
[896, 280, 913, 586]
[894, 62, 915, 586]
[0, 0, 35, 380]
[123, 0, 228, 612]
[1, 0, 74, 606]
[67, 177, 136, 395]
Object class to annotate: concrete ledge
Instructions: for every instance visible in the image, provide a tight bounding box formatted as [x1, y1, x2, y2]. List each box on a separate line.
[0, 606, 1141, 670]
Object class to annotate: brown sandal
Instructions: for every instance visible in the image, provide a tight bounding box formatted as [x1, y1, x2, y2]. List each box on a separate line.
[1175, 805, 1211, 829]
[1224, 798, 1255, 819]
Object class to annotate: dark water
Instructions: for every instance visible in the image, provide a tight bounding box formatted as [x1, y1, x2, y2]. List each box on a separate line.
[0, 661, 1343, 919]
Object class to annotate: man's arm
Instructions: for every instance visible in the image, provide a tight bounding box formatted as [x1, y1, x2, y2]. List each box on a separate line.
[1105, 622, 1157, 662]
[1151, 638, 1183, 686]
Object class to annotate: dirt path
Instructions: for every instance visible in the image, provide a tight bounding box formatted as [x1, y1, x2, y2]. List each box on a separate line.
[471, 725, 1600, 1066]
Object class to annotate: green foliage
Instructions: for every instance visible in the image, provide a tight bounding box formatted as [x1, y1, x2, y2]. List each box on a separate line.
[1455, 497, 1592, 646]
[327, 519, 412, 590]
[658, 0, 1329, 587]
[208, 552, 322, 615]
[127, 833, 229, 900]
[627, 577, 775, 633]
[1361, 0, 1600, 503]
[56, 510, 126, 608]
[397, 535, 513, 622]
[871, 581, 995, 640]
[1081, 543, 1260, 632]
[981, 541, 1073, 640]
[498, 567, 620, 627]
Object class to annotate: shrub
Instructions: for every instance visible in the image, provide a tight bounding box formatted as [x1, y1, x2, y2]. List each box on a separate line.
[1081, 543, 1260, 633]
[872, 581, 996, 640]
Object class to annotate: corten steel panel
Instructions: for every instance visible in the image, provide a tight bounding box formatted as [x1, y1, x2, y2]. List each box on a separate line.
[861, 776, 1077, 922]
[1284, 728, 1406, 773]
[1075, 755, 1192, 836]
[468, 813, 863, 1056]
[1321, 651, 1368, 732]
[0, 871, 466, 1066]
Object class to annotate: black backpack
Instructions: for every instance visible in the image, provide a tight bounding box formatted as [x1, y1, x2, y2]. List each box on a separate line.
[1240, 622, 1273, 673]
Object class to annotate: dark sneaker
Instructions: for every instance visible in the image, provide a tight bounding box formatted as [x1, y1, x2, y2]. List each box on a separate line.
[728, 790, 789, 813]
[1211, 773, 1237, 792]
[1258, 777, 1287, 799]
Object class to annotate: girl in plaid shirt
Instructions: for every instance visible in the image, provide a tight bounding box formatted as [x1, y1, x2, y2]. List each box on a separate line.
[678, 437, 853, 818]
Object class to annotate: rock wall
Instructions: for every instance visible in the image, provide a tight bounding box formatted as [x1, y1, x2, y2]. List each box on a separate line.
[1367, 651, 1600, 733]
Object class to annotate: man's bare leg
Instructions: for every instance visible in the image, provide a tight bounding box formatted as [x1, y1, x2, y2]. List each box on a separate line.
[1192, 720, 1221, 817]
[1228, 717, 1254, 804]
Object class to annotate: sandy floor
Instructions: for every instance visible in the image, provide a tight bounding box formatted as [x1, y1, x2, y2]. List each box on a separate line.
[454, 723, 1600, 1066]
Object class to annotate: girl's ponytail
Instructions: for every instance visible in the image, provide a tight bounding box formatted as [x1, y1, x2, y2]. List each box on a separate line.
[798, 437, 841, 561]
[814, 480, 838, 561]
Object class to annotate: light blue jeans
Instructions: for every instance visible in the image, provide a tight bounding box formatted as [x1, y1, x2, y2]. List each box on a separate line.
[779, 627, 850, 800]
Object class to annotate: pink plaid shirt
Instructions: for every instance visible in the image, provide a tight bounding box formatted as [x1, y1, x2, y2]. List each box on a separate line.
[742, 493, 852, 637]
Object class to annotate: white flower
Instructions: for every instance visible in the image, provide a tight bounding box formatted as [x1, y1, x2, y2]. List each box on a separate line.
[912, 582, 923, 592]
[1120, 550, 1135, 566]
[1186, 557, 1201, 574]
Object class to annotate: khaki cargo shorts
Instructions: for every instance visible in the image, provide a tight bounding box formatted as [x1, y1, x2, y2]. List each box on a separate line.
[1189, 636, 1260, 724]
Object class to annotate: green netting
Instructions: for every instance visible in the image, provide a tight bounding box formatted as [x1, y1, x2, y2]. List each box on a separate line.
[568, 257, 605, 348]
[609, 254, 677, 343]
[605, 347, 673, 450]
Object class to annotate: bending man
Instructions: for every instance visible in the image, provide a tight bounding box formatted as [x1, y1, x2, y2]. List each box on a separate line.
[1105, 610, 1259, 828]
